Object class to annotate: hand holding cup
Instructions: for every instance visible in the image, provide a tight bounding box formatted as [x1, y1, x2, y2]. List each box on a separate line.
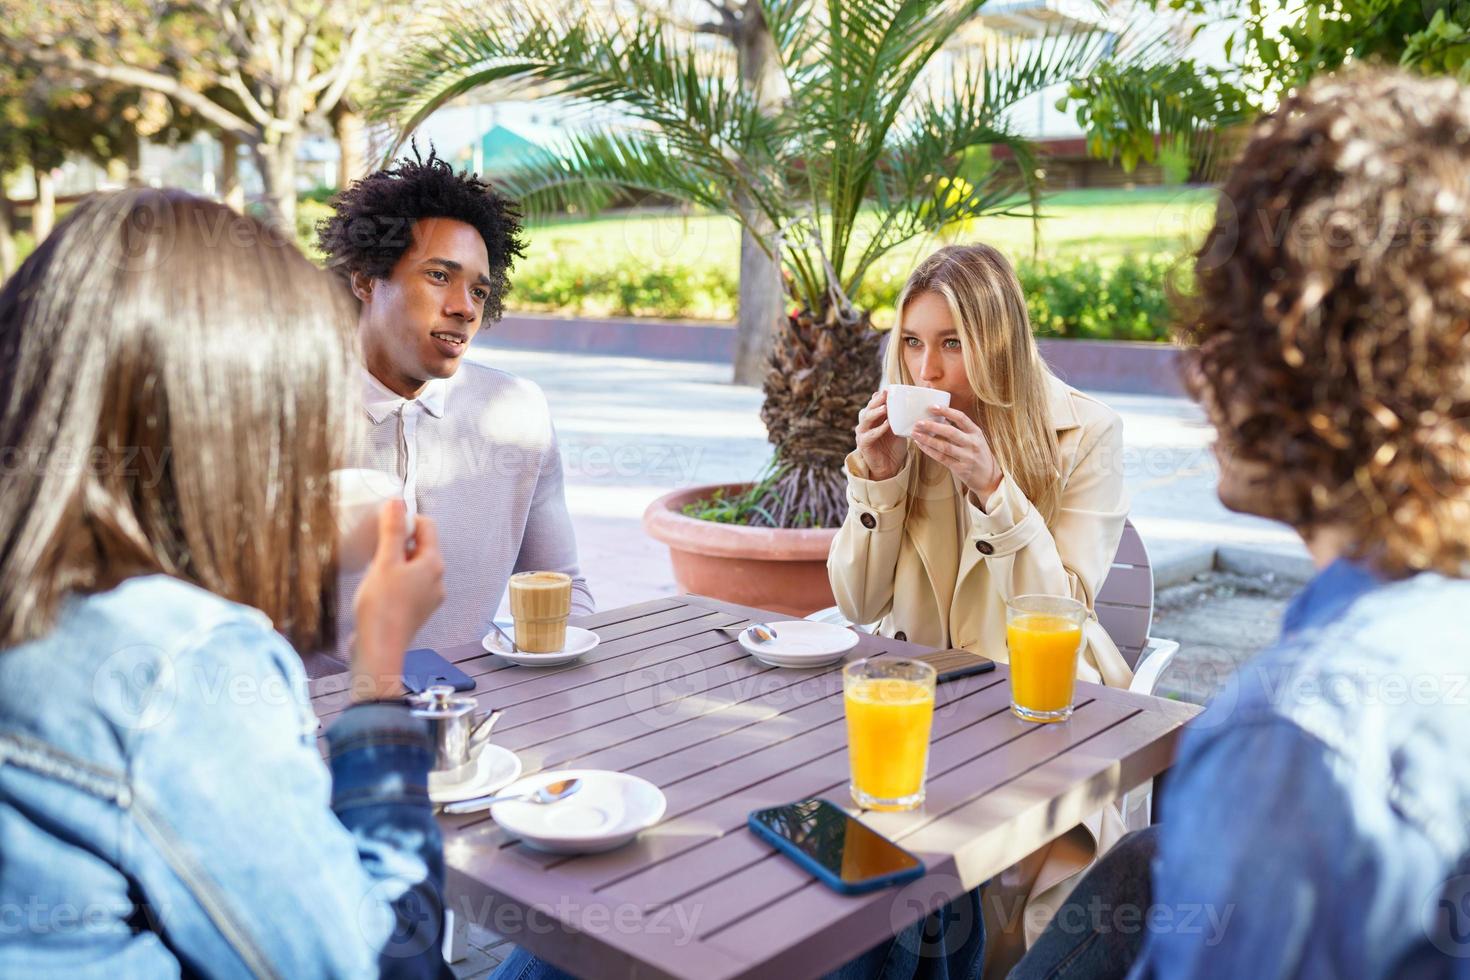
[350, 502, 445, 701]
[854, 390, 908, 482]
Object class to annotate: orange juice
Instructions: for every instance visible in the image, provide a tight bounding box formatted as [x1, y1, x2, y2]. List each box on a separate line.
[1007, 614, 1082, 722]
[844, 677, 934, 808]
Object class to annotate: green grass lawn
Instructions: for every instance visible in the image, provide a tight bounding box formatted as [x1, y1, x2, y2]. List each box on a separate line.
[525, 186, 1217, 266]
[513, 186, 1218, 323]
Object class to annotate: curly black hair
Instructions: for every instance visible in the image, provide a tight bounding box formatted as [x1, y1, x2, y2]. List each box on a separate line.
[316, 143, 526, 322]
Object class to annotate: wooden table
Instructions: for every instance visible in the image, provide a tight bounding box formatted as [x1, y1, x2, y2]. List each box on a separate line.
[308, 595, 1199, 980]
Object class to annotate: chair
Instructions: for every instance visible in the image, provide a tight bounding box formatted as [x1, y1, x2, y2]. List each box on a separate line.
[1095, 521, 1179, 830]
[1097, 520, 1181, 699]
[807, 519, 1179, 826]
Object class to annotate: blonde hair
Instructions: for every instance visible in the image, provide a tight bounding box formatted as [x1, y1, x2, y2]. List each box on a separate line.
[885, 243, 1062, 519]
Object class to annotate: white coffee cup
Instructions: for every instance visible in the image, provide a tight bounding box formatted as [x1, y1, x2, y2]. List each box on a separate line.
[333, 468, 404, 572]
[884, 384, 952, 437]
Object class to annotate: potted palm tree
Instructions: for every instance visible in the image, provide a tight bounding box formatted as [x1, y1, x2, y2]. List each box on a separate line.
[373, 0, 1237, 614]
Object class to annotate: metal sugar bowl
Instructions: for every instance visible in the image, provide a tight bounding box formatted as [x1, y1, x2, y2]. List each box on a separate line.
[408, 685, 501, 779]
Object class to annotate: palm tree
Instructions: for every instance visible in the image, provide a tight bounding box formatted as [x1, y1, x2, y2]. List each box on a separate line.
[374, 0, 1238, 528]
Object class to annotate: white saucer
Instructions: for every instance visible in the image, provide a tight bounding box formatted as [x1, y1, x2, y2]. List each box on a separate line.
[429, 742, 522, 804]
[481, 625, 600, 666]
[491, 769, 666, 854]
[738, 620, 859, 668]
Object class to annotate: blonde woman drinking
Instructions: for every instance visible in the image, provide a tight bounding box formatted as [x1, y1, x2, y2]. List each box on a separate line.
[827, 242, 1131, 966]
[830, 242, 1131, 685]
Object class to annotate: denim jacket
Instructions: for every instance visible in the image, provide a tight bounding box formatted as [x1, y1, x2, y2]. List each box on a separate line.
[1136, 560, 1470, 978]
[0, 574, 447, 978]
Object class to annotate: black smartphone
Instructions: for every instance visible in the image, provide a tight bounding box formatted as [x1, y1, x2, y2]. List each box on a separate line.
[913, 648, 997, 684]
[402, 648, 475, 693]
[748, 798, 925, 895]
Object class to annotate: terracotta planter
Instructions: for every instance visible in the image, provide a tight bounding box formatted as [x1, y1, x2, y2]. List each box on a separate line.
[642, 484, 839, 617]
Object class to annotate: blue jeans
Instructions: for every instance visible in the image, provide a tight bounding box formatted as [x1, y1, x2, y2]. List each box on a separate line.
[490, 946, 566, 980]
[1008, 827, 1159, 980]
[486, 888, 986, 980]
[825, 885, 987, 980]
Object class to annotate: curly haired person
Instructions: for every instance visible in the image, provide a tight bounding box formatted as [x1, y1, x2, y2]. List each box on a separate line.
[1007, 68, 1470, 980]
[315, 145, 594, 669]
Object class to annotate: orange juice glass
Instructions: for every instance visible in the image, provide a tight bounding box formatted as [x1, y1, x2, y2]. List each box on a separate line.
[1006, 595, 1086, 723]
[843, 658, 937, 811]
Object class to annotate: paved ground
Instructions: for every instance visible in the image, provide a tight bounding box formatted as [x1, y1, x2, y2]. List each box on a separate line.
[1150, 570, 1300, 703]
[468, 346, 1307, 617]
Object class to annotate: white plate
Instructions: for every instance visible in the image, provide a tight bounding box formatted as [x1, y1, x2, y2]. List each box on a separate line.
[429, 742, 522, 804]
[747, 649, 850, 669]
[490, 769, 666, 854]
[737, 620, 859, 668]
[481, 625, 600, 666]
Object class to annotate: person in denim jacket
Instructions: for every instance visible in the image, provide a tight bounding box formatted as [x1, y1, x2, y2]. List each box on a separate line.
[1009, 69, 1470, 978]
[0, 190, 450, 977]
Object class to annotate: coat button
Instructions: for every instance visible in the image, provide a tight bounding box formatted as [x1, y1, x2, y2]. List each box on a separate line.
[975, 539, 994, 555]
[860, 512, 876, 530]
[894, 631, 907, 641]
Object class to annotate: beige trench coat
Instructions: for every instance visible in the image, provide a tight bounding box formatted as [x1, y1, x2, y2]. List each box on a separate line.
[829, 375, 1132, 686]
[827, 375, 1132, 949]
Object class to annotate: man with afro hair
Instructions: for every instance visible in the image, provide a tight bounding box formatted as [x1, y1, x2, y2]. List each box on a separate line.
[317, 145, 593, 662]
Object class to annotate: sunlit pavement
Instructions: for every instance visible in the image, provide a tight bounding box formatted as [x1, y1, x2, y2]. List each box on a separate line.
[469, 348, 1307, 614]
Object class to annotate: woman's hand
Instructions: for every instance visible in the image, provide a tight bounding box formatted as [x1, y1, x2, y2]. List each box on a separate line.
[911, 405, 1004, 503]
[854, 390, 907, 482]
[349, 501, 445, 701]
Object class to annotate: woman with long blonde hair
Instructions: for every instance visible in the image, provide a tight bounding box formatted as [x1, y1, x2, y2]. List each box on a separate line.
[829, 242, 1131, 687]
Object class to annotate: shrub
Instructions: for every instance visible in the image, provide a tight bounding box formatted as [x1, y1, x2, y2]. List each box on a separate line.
[511, 254, 738, 320]
[862, 252, 1184, 342]
[1020, 253, 1184, 342]
[285, 192, 1185, 341]
[295, 198, 336, 263]
[680, 461, 792, 526]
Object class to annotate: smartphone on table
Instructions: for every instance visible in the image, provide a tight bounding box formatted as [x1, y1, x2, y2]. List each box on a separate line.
[748, 798, 925, 895]
[401, 648, 476, 693]
[913, 648, 996, 684]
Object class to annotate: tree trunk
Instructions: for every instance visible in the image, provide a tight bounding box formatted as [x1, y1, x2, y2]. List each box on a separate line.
[31, 165, 55, 243]
[333, 105, 366, 190]
[254, 133, 299, 231]
[757, 304, 883, 527]
[125, 139, 143, 186]
[730, 4, 787, 386]
[733, 214, 783, 386]
[0, 181, 18, 279]
[219, 132, 245, 212]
